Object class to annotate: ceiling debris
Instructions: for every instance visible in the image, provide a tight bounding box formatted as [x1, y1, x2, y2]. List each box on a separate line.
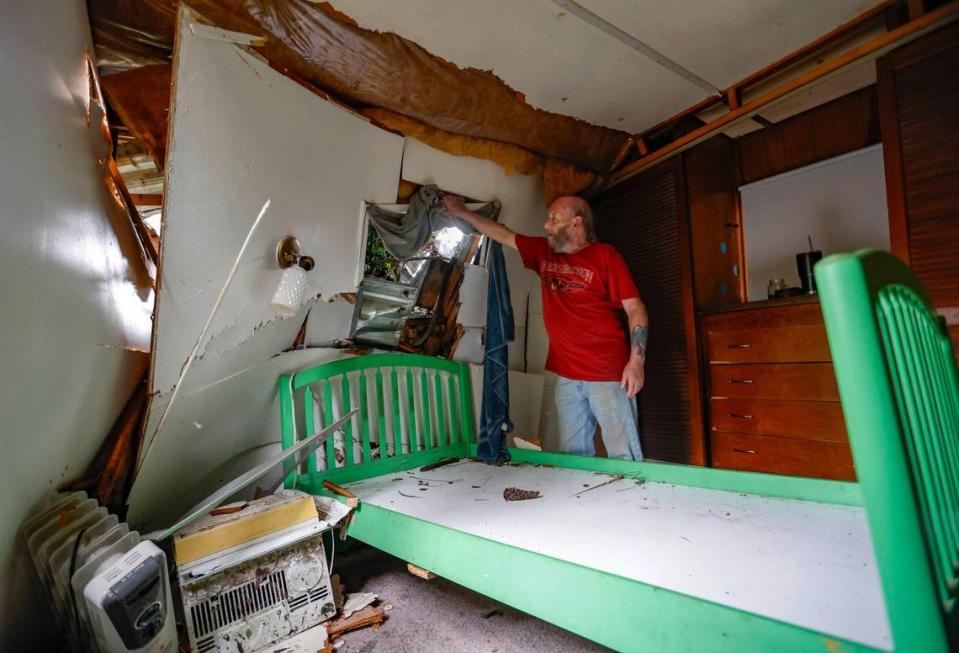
[87, 0, 630, 186]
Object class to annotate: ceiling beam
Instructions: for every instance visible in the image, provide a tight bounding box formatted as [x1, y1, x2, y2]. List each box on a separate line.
[549, 0, 722, 97]
[603, 0, 959, 191]
[129, 193, 164, 206]
[632, 0, 901, 145]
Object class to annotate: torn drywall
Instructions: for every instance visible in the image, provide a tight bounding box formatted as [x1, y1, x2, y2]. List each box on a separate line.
[131, 7, 403, 524]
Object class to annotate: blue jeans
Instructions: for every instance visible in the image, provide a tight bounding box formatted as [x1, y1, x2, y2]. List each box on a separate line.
[554, 376, 643, 460]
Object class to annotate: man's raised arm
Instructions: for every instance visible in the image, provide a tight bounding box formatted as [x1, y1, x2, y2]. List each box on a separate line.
[442, 194, 517, 250]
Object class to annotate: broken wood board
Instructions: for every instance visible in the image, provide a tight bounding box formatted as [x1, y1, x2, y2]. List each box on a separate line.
[406, 563, 436, 581]
[326, 605, 387, 638]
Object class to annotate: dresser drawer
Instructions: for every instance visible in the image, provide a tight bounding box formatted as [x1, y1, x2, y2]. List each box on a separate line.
[710, 398, 846, 441]
[711, 431, 855, 481]
[706, 324, 831, 363]
[709, 363, 839, 401]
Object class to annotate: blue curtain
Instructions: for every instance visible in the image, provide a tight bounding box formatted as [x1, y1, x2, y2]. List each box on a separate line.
[477, 242, 513, 464]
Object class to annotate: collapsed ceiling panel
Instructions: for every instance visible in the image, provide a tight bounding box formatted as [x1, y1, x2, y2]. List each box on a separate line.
[576, 0, 878, 89]
[321, 0, 708, 135]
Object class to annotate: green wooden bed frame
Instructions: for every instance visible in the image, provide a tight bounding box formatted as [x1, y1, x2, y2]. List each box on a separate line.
[276, 250, 957, 652]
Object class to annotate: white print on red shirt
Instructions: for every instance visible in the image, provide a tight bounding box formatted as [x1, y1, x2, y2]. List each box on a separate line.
[539, 261, 595, 285]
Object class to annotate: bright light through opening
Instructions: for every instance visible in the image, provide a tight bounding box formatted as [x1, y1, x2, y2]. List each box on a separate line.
[434, 227, 465, 259]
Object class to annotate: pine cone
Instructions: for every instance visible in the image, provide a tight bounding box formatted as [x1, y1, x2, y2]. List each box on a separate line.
[503, 487, 541, 501]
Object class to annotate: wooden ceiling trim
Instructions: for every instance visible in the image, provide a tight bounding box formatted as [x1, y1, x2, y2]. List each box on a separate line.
[605, 1, 959, 192]
[631, 0, 901, 151]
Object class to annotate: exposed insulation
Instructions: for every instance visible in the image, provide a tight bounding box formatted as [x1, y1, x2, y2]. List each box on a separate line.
[542, 158, 601, 205]
[101, 64, 172, 169]
[363, 108, 600, 205]
[362, 108, 543, 177]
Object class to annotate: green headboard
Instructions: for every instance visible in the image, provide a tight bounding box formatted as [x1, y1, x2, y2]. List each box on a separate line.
[279, 353, 476, 492]
[817, 249, 959, 652]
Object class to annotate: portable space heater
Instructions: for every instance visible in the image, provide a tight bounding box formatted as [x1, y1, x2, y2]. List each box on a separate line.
[174, 491, 336, 653]
[20, 491, 177, 653]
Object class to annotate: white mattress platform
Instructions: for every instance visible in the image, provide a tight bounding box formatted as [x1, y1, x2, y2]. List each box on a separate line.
[346, 460, 891, 650]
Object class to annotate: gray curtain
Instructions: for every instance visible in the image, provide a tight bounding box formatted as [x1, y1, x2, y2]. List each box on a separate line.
[368, 184, 501, 259]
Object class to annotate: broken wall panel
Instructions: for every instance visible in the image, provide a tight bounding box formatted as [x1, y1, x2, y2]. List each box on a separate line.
[129, 7, 403, 526]
[128, 347, 350, 528]
[150, 6, 403, 395]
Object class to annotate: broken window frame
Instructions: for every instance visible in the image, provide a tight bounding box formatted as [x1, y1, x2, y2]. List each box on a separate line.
[351, 201, 490, 353]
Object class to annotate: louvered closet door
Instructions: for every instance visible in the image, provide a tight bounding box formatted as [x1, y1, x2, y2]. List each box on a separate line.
[593, 160, 704, 464]
[879, 23, 959, 363]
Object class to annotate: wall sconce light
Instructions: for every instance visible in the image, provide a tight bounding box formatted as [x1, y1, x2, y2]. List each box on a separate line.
[271, 235, 315, 318]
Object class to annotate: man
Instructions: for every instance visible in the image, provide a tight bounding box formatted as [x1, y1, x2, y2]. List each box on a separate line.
[442, 194, 648, 460]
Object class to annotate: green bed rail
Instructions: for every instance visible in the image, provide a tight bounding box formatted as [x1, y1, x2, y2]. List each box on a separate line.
[279, 353, 476, 490]
[817, 249, 959, 652]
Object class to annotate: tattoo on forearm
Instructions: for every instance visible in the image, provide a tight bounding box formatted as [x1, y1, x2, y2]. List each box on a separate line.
[631, 325, 648, 358]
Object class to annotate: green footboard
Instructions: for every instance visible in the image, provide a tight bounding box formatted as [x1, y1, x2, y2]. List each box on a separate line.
[817, 249, 959, 652]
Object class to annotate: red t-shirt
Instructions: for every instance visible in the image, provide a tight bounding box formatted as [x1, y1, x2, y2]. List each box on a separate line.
[515, 234, 640, 382]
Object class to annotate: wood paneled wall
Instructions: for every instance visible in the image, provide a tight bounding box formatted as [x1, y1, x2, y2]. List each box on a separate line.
[737, 86, 881, 185]
[878, 22, 959, 360]
[683, 136, 745, 308]
[593, 160, 705, 464]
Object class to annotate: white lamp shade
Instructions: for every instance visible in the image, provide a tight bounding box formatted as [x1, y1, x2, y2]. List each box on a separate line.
[271, 266, 309, 318]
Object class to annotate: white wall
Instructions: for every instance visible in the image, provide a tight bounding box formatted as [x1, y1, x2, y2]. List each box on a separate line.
[740, 144, 890, 300]
[0, 1, 154, 648]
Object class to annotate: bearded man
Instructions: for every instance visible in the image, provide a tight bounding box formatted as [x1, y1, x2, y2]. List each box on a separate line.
[442, 194, 648, 460]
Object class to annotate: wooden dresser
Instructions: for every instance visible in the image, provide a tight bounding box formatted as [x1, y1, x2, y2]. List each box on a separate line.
[701, 297, 855, 481]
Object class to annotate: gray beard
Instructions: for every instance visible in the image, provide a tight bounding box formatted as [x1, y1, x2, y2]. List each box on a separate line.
[547, 227, 571, 253]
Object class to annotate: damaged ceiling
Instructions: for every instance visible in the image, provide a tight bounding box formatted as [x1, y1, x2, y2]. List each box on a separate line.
[89, 0, 880, 193]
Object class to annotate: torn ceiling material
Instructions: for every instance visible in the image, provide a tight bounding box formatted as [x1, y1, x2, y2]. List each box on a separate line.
[362, 108, 600, 203]
[88, 0, 630, 175]
[100, 64, 172, 170]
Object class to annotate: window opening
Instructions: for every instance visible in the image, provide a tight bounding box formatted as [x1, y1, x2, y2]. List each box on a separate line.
[351, 200, 490, 356]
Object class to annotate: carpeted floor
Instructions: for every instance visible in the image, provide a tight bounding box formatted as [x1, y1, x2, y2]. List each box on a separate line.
[331, 544, 610, 653]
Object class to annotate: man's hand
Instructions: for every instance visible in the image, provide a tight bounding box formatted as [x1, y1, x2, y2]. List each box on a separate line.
[441, 193, 466, 217]
[620, 359, 645, 398]
[440, 192, 517, 249]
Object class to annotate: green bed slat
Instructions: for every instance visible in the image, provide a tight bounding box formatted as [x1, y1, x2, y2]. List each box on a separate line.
[359, 371, 372, 464]
[817, 249, 959, 652]
[340, 374, 354, 467]
[323, 381, 335, 471]
[447, 373, 460, 444]
[278, 374, 295, 488]
[375, 368, 388, 460]
[420, 369, 432, 449]
[390, 368, 402, 455]
[457, 365, 475, 443]
[434, 371, 447, 447]
[406, 368, 418, 451]
[303, 385, 317, 475]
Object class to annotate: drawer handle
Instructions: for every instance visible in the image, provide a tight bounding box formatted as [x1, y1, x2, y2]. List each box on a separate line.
[730, 378, 754, 384]
[727, 343, 752, 349]
[733, 448, 758, 455]
[729, 412, 754, 420]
